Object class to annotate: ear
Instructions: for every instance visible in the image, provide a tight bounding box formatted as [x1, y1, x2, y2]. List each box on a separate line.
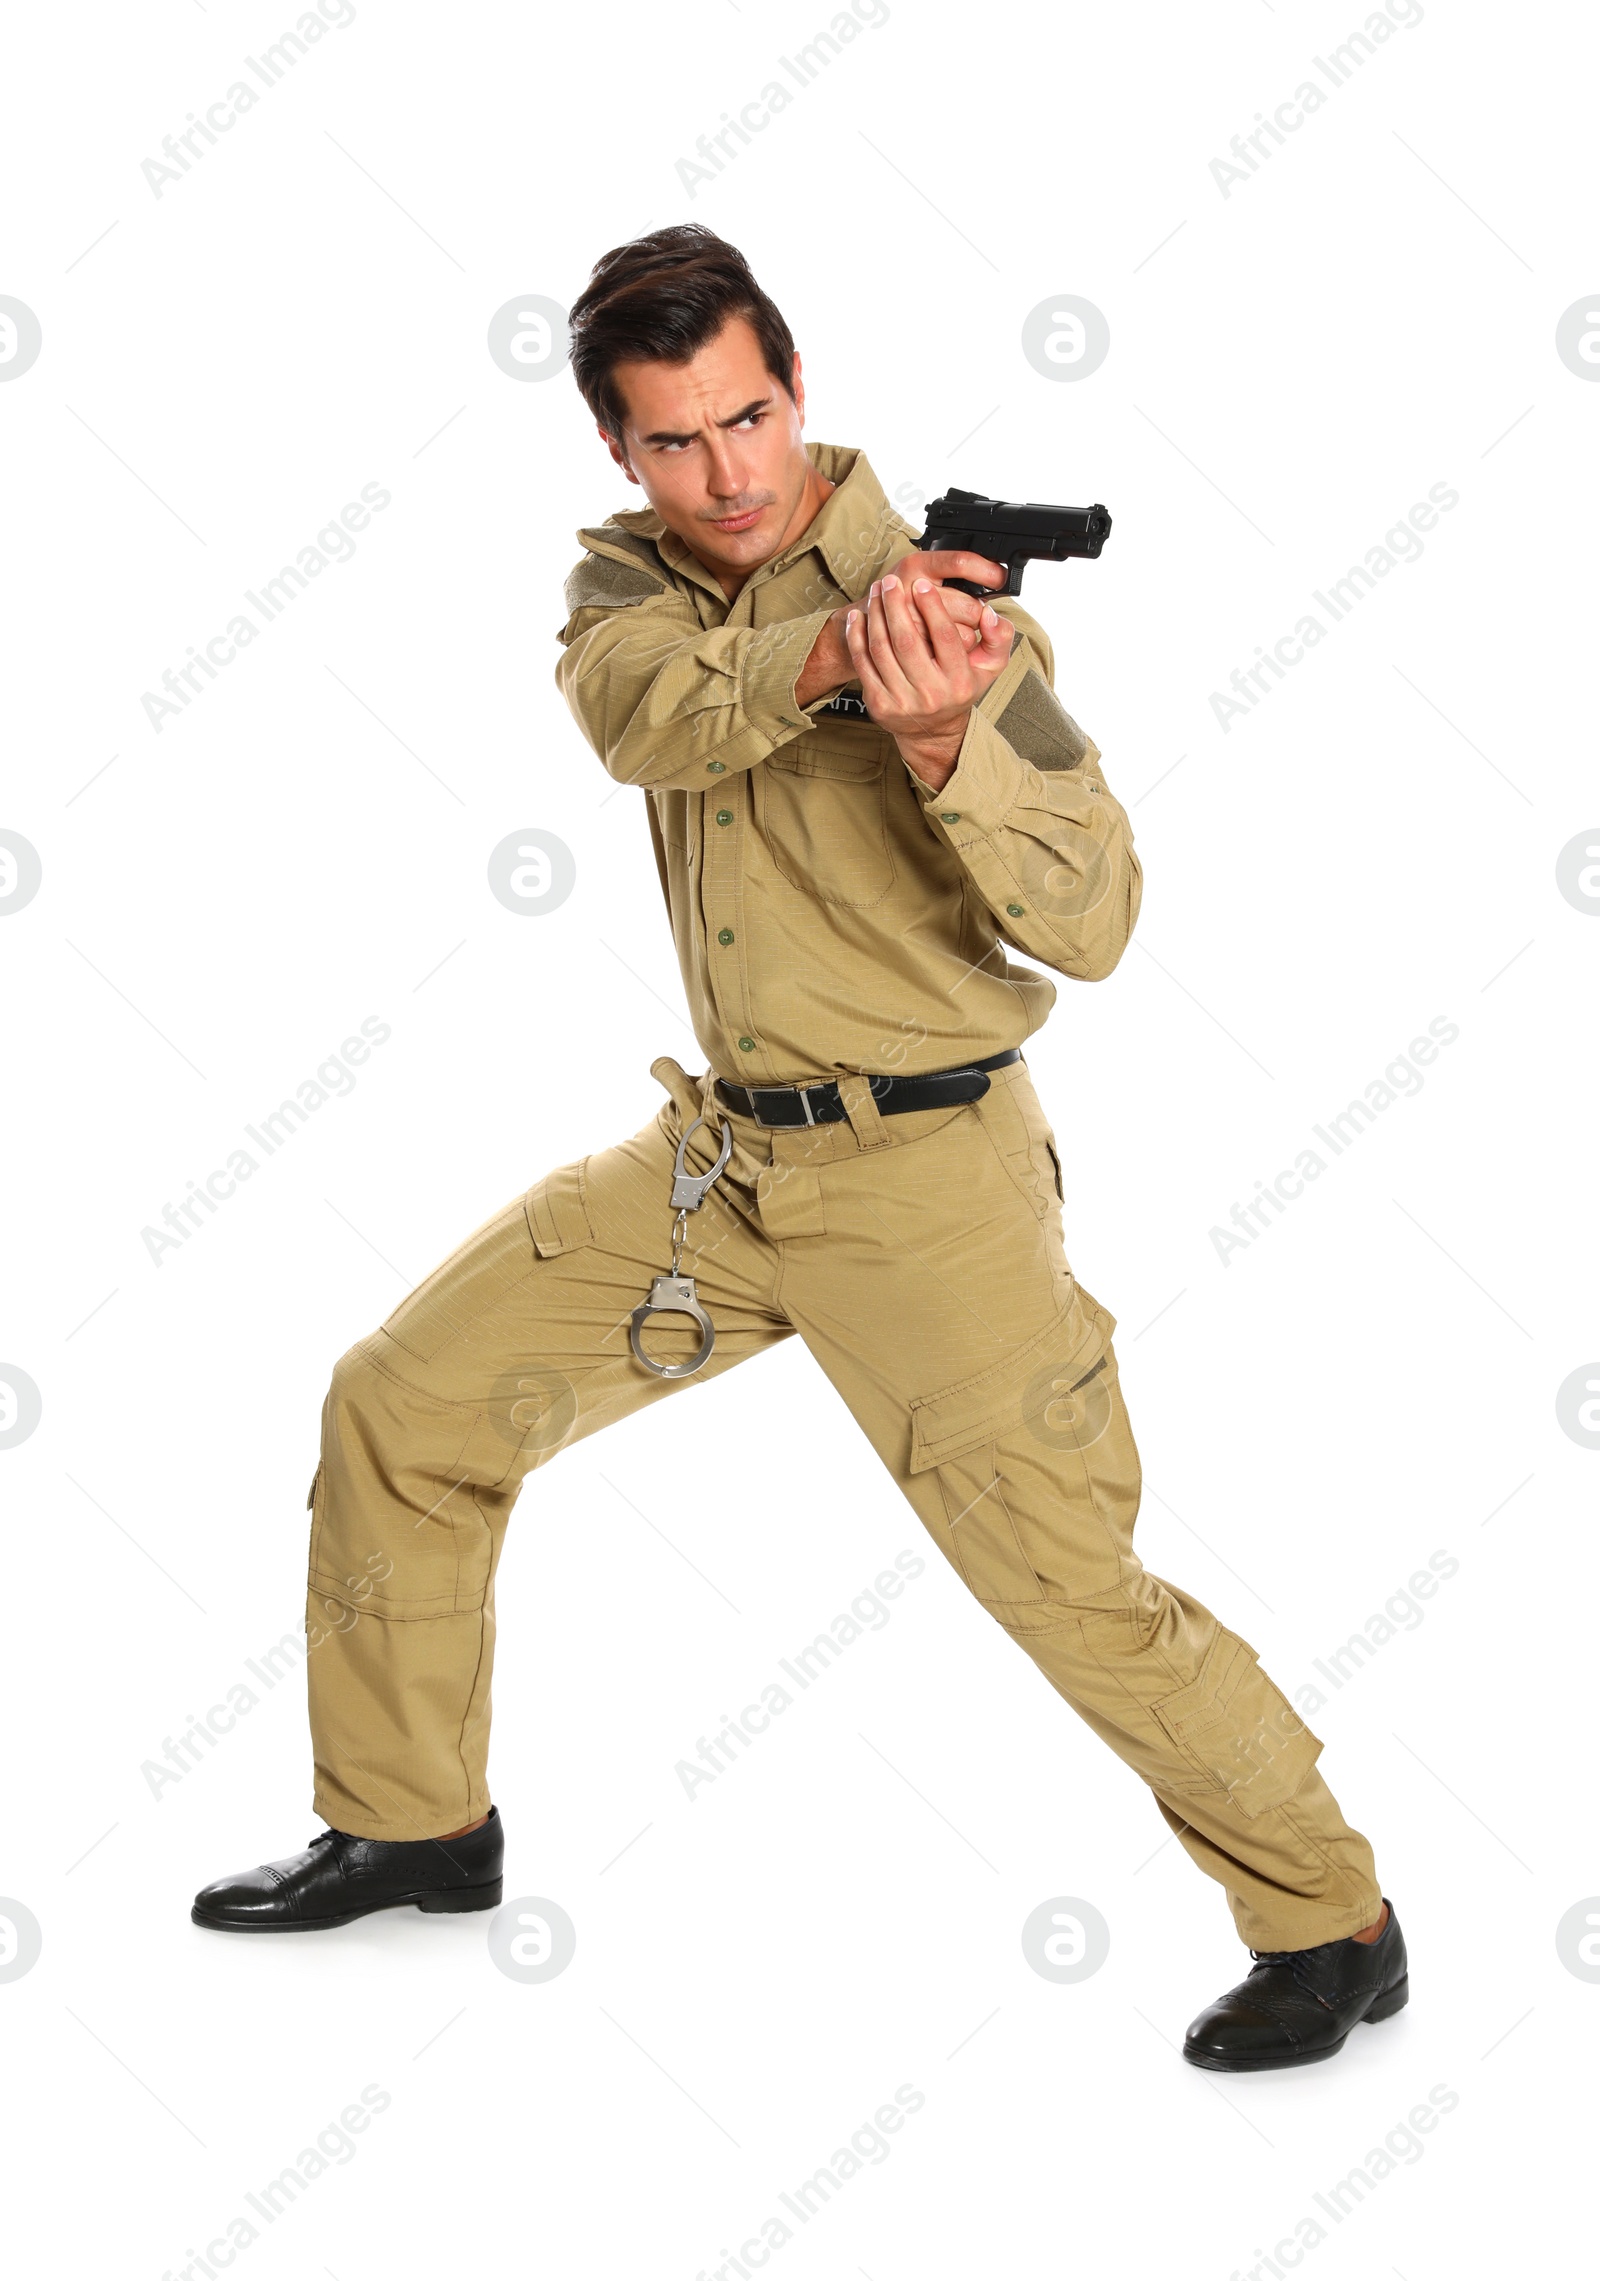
[601, 427, 640, 486]
[790, 349, 806, 426]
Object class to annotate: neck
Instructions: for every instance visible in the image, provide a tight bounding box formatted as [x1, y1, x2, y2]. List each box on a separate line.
[707, 461, 836, 602]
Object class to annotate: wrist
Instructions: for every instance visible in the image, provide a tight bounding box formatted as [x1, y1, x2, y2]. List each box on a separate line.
[895, 716, 969, 792]
[794, 610, 852, 709]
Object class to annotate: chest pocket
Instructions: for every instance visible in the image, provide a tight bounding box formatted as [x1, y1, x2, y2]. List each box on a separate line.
[755, 725, 896, 907]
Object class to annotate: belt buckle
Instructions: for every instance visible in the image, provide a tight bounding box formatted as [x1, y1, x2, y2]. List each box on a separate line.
[747, 1079, 822, 1130]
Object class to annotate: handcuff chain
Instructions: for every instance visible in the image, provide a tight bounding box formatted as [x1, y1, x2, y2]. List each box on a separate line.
[628, 1112, 735, 1381]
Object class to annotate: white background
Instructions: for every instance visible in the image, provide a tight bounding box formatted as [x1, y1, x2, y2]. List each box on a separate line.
[2, 0, 1595, 2274]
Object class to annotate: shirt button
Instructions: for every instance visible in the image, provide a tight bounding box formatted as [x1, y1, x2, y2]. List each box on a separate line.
[737, 1035, 756, 1052]
[717, 928, 734, 945]
[706, 760, 726, 773]
[940, 811, 961, 823]
[1006, 902, 1025, 916]
[715, 809, 734, 826]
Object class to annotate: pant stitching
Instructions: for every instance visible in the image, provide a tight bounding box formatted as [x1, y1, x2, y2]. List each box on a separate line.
[1270, 1786, 1375, 1913]
[1063, 1374, 1136, 1595]
[455, 1480, 495, 1823]
[445, 1414, 481, 1613]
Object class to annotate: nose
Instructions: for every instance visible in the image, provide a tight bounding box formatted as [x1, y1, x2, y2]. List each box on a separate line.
[702, 433, 750, 502]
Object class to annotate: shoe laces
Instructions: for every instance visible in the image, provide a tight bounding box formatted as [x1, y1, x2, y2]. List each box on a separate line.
[1246, 1941, 1337, 2003]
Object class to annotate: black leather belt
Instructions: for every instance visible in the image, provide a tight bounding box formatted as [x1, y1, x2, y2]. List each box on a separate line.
[715, 1048, 1021, 1129]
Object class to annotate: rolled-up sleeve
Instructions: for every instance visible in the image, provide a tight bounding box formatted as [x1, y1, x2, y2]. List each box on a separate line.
[910, 621, 1142, 982]
[555, 586, 835, 791]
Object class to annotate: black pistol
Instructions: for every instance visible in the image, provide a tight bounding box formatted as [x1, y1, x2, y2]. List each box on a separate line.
[920, 486, 1112, 597]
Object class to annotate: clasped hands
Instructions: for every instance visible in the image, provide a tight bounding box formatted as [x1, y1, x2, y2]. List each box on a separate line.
[797, 551, 1017, 793]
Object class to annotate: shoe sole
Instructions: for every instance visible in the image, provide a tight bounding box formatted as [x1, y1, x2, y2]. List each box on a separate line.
[1182, 1975, 1410, 2072]
[190, 1877, 503, 1933]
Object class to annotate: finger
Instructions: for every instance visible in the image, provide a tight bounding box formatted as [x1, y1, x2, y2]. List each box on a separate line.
[916, 550, 1007, 590]
[910, 578, 972, 677]
[843, 603, 893, 713]
[881, 558, 987, 625]
[922, 589, 984, 650]
[877, 573, 943, 695]
[845, 610, 897, 723]
[980, 601, 1017, 656]
[863, 580, 919, 710]
[866, 584, 920, 705]
[930, 586, 986, 631]
[968, 602, 1018, 686]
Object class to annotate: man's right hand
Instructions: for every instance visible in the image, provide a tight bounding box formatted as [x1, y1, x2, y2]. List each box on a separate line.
[795, 551, 1006, 709]
[883, 547, 1008, 603]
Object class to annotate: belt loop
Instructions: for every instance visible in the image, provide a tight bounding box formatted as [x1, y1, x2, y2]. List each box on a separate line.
[836, 1070, 891, 1151]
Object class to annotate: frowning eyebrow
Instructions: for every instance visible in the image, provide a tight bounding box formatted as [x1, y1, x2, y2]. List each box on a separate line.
[638, 394, 773, 446]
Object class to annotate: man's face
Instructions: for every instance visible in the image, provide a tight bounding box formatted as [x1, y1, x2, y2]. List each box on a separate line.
[602, 315, 820, 591]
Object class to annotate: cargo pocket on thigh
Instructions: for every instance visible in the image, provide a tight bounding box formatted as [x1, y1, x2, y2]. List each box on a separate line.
[907, 1286, 1126, 1624]
[524, 1159, 596, 1259]
[1152, 1628, 1323, 1817]
[379, 1161, 593, 1366]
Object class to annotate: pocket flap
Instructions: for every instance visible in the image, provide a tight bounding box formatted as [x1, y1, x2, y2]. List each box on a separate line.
[909, 1290, 1112, 1473]
[770, 727, 886, 780]
[1153, 1629, 1323, 1818]
[524, 1160, 595, 1257]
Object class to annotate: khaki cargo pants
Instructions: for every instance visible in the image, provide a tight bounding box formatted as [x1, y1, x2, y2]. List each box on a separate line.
[305, 1054, 1380, 1950]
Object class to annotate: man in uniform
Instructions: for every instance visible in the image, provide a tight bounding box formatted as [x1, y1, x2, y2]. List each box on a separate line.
[193, 226, 1406, 2073]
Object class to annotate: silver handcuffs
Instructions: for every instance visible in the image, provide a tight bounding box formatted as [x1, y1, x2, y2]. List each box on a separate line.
[628, 1113, 734, 1379]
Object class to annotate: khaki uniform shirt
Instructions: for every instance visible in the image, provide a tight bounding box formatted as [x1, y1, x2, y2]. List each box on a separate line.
[554, 441, 1141, 1085]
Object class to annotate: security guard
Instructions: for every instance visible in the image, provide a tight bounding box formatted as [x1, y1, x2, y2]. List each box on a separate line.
[193, 227, 1405, 2072]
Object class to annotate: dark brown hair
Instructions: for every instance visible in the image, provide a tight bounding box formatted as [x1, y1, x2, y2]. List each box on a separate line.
[568, 225, 797, 443]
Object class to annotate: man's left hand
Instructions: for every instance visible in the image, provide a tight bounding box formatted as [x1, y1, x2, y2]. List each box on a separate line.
[844, 573, 1016, 792]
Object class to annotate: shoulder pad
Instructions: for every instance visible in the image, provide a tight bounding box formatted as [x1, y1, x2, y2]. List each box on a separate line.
[562, 545, 670, 616]
[993, 667, 1099, 773]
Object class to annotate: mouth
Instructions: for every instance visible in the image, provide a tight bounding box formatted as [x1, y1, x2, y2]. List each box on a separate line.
[707, 505, 767, 534]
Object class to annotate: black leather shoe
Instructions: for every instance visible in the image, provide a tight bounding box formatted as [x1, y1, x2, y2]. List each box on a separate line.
[191, 1807, 504, 1933]
[1183, 1900, 1408, 2071]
